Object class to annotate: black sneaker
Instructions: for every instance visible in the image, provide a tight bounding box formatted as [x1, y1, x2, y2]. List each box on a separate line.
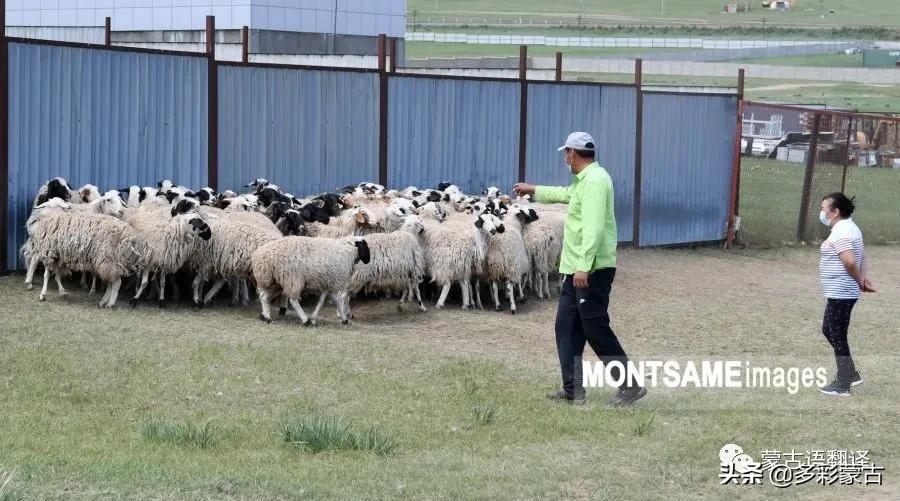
[818, 381, 850, 397]
[607, 386, 647, 407]
[850, 371, 863, 387]
[545, 389, 586, 406]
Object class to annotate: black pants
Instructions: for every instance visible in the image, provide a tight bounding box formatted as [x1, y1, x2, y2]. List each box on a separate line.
[555, 268, 630, 396]
[822, 298, 858, 389]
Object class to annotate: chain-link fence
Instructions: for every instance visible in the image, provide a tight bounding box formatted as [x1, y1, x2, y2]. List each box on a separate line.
[736, 102, 900, 247]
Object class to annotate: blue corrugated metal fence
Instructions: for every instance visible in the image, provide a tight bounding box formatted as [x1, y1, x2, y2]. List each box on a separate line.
[6, 41, 208, 270]
[387, 75, 520, 195]
[217, 65, 379, 196]
[4, 39, 740, 271]
[639, 92, 738, 246]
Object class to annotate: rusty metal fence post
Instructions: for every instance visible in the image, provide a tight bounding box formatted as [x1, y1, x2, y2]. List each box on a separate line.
[796, 113, 821, 242]
[840, 117, 853, 193]
[0, 0, 8, 273]
[241, 26, 249, 63]
[104, 17, 111, 46]
[632, 59, 643, 248]
[725, 69, 745, 249]
[206, 16, 218, 191]
[377, 34, 388, 187]
[555, 52, 562, 82]
[518, 45, 528, 183]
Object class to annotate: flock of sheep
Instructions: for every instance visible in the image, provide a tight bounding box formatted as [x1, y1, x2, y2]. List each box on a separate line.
[21, 177, 566, 325]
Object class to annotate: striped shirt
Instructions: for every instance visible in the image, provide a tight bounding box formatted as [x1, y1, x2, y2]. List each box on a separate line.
[819, 218, 864, 299]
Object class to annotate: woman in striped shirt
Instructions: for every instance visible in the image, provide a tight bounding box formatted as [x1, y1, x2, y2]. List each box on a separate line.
[817, 192, 876, 397]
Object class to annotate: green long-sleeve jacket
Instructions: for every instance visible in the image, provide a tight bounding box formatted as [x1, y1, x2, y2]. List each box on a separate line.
[534, 162, 617, 274]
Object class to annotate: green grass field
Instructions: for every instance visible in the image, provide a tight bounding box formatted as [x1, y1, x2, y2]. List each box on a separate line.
[550, 71, 900, 112]
[405, 41, 692, 59]
[413, 24, 900, 41]
[738, 157, 900, 246]
[733, 53, 864, 68]
[408, 0, 900, 27]
[2, 244, 899, 499]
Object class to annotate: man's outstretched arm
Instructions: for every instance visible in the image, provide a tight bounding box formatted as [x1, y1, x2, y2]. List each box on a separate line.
[512, 182, 570, 204]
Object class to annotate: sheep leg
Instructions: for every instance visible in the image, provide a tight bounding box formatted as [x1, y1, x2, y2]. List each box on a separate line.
[458, 279, 470, 309]
[435, 283, 451, 309]
[25, 257, 40, 290]
[258, 289, 273, 323]
[534, 273, 544, 299]
[157, 273, 166, 308]
[491, 281, 501, 311]
[289, 297, 312, 327]
[507, 281, 518, 315]
[474, 278, 484, 310]
[203, 278, 228, 306]
[240, 280, 250, 306]
[311, 293, 328, 325]
[334, 292, 351, 325]
[397, 287, 408, 312]
[279, 295, 288, 316]
[89, 275, 97, 295]
[228, 278, 240, 306]
[130, 270, 150, 308]
[103, 279, 122, 308]
[99, 282, 113, 308]
[39, 267, 51, 301]
[543, 272, 551, 299]
[192, 274, 204, 307]
[55, 272, 68, 297]
[517, 281, 526, 303]
[80, 272, 88, 290]
[413, 284, 426, 312]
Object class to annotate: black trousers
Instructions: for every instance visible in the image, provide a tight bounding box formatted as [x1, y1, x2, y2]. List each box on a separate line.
[555, 268, 630, 396]
[822, 298, 858, 389]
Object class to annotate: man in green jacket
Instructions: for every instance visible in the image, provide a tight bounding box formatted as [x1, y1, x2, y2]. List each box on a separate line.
[513, 132, 646, 407]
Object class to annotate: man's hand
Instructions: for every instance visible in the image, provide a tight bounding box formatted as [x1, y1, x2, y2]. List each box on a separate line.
[512, 183, 536, 197]
[573, 271, 589, 289]
[862, 277, 876, 293]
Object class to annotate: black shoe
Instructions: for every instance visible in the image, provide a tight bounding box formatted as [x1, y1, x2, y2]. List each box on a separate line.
[607, 386, 647, 407]
[850, 371, 863, 387]
[818, 381, 850, 397]
[545, 389, 585, 406]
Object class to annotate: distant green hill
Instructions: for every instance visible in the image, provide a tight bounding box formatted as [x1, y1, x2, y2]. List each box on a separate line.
[407, 0, 900, 28]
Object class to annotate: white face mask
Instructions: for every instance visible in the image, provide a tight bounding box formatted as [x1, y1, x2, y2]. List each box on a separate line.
[819, 211, 831, 226]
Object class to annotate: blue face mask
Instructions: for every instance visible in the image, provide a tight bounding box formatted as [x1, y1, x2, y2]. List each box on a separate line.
[819, 211, 831, 226]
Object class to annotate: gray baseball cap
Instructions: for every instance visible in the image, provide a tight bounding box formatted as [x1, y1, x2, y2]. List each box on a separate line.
[557, 131, 595, 151]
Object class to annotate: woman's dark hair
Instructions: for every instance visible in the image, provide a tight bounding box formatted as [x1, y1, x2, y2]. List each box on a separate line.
[823, 192, 856, 218]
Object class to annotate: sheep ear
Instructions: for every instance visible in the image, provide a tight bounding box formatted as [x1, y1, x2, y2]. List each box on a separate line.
[529, 209, 539, 221]
[474, 217, 484, 228]
[355, 211, 367, 224]
[311, 199, 325, 208]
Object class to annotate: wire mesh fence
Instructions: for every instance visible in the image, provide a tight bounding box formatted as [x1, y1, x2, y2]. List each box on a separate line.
[737, 103, 900, 247]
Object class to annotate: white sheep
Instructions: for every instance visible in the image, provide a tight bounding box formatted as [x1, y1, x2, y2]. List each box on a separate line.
[519, 207, 565, 299]
[251, 236, 372, 325]
[27, 210, 146, 307]
[421, 212, 504, 309]
[124, 205, 211, 307]
[349, 215, 427, 312]
[477, 205, 532, 314]
[191, 216, 282, 307]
